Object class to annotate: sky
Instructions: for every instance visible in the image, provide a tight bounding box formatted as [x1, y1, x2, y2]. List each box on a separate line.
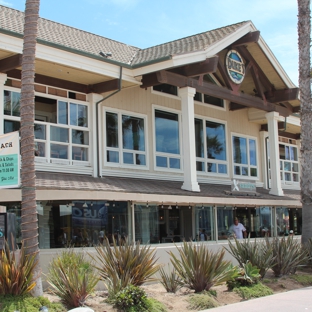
[0, 0, 302, 85]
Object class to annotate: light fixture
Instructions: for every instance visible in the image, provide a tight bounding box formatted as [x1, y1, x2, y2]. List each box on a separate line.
[161, 202, 164, 209]
[90, 201, 94, 207]
[201, 204, 204, 209]
[189, 203, 191, 209]
[146, 201, 149, 208]
[176, 202, 178, 209]
[105, 202, 110, 207]
[68, 202, 74, 207]
[113, 200, 115, 207]
[168, 205, 172, 210]
[83, 202, 88, 208]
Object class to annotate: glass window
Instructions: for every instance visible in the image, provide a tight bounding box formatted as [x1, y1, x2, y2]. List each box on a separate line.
[105, 111, 146, 166]
[279, 143, 299, 183]
[3, 90, 20, 116]
[232, 135, 257, 177]
[195, 205, 214, 241]
[58, 101, 68, 125]
[70, 103, 88, 127]
[155, 110, 180, 169]
[195, 118, 227, 175]
[217, 207, 233, 240]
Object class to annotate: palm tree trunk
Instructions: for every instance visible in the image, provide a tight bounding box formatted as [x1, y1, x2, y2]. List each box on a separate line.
[298, 0, 312, 244]
[20, 0, 42, 296]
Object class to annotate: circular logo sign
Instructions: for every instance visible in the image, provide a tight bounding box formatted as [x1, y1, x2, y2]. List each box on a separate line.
[225, 50, 245, 84]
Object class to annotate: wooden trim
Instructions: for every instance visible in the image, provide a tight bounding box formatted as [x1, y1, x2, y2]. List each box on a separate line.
[265, 88, 299, 103]
[232, 31, 260, 47]
[0, 54, 22, 72]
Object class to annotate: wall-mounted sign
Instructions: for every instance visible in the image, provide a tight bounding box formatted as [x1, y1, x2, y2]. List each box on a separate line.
[225, 50, 245, 84]
[0, 131, 20, 189]
[231, 179, 256, 193]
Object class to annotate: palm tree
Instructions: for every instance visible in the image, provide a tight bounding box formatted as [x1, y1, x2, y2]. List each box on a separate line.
[20, 0, 42, 296]
[298, 0, 312, 244]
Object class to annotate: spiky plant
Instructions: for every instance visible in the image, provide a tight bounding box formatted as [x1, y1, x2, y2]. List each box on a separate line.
[225, 237, 274, 278]
[158, 265, 183, 293]
[266, 236, 308, 277]
[91, 238, 161, 297]
[0, 239, 37, 295]
[169, 241, 237, 293]
[46, 249, 99, 308]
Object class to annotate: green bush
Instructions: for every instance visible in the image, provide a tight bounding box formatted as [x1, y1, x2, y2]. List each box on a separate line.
[290, 274, 312, 285]
[226, 236, 274, 278]
[169, 241, 237, 293]
[233, 282, 273, 299]
[113, 284, 150, 312]
[266, 236, 308, 277]
[0, 294, 66, 312]
[91, 238, 161, 297]
[0, 239, 37, 295]
[187, 293, 219, 310]
[158, 265, 183, 293]
[46, 248, 99, 308]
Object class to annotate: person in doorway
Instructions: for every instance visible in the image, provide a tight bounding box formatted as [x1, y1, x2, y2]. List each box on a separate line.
[200, 229, 206, 241]
[229, 217, 247, 239]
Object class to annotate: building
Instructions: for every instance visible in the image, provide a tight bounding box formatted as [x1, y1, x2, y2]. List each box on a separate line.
[0, 5, 301, 255]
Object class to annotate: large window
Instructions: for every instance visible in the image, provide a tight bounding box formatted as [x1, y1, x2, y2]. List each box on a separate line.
[279, 143, 299, 183]
[154, 109, 181, 170]
[3, 90, 90, 163]
[195, 205, 214, 241]
[195, 119, 227, 175]
[105, 111, 146, 167]
[232, 135, 257, 177]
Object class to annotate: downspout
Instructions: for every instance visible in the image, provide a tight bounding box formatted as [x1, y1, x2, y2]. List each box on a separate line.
[96, 66, 122, 177]
[265, 136, 270, 189]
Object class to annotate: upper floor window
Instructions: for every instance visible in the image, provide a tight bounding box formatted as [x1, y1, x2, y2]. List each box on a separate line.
[105, 111, 146, 167]
[153, 84, 178, 96]
[4, 90, 20, 116]
[279, 143, 299, 183]
[195, 118, 227, 175]
[232, 135, 257, 178]
[194, 75, 224, 108]
[154, 109, 181, 170]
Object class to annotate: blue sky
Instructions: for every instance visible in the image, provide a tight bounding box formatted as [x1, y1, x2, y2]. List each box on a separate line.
[1, 0, 300, 85]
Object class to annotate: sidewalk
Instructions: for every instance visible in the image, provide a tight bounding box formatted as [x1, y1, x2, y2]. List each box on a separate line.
[199, 287, 312, 312]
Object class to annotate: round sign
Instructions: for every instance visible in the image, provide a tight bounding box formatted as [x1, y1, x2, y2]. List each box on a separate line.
[225, 50, 245, 84]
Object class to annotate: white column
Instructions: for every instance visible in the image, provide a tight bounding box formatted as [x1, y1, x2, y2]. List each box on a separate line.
[0, 73, 8, 135]
[87, 93, 103, 178]
[259, 130, 269, 189]
[265, 111, 283, 196]
[179, 87, 200, 192]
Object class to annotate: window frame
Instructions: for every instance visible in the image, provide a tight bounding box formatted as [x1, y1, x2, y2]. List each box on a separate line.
[152, 105, 183, 172]
[279, 142, 300, 184]
[231, 132, 259, 180]
[195, 115, 229, 177]
[103, 108, 148, 169]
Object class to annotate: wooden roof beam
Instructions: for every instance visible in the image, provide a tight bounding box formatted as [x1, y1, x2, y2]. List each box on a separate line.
[232, 31, 260, 47]
[229, 102, 247, 111]
[170, 56, 219, 77]
[88, 79, 120, 94]
[0, 54, 22, 72]
[265, 88, 299, 103]
[260, 122, 287, 132]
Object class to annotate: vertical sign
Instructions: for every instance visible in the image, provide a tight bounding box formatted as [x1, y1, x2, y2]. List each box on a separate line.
[0, 131, 20, 188]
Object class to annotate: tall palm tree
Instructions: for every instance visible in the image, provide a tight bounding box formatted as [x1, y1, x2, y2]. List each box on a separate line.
[298, 0, 312, 244]
[20, 0, 42, 296]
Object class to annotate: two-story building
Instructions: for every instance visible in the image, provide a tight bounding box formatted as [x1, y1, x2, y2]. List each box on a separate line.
[0, 5, 301, 253]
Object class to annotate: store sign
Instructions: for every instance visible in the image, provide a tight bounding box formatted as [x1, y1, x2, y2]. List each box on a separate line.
[231, 179, 256, 193]
[225, 50, 245, 84]
[0, 131, 20, 189]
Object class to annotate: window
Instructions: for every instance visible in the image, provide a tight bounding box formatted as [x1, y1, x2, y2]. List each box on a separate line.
[232, 135, 257, 177]
[194, 75, 224, 108]
[195, 205, 214, 241]
[279, 143, 299, 183]
[195, 119, 227, 174]
[153, 84, 178, 96]
[105, 111, 146, 166]
[4, 90, 20, 116]
[154, 109, 181, 170]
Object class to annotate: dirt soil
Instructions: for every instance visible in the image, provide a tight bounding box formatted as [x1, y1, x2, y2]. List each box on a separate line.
[43, 268, 312, 312]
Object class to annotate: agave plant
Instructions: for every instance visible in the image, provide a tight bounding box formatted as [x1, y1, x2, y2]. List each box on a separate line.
[158, 264, 183, 293]
[225, 236, 274, 278]
[91, 238, 161, 297]
[169, 241, 237, 293]
[46, 248, 99, 308]
[266, 236, 308, 277]
[0, 239, 37, 296]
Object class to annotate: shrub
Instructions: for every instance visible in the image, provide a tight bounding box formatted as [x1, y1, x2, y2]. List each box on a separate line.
[91, 238, 161, 297]
[227, 261, 260, 290]
[0, 294, 66, 312]
[303, 238, 312, 264]
[233, 282, 273, 299]
[113, 284, 150, 312]
[158, 265, 183, 293]
[0, 239, 37, 295]
[187, 293, 219, 310]
[290, 274, 312, 286]
[169, 241, 237, 293]
[46, 248, 99, 308]
[266, 236, 308, 277]
[225, 236, 274, 278]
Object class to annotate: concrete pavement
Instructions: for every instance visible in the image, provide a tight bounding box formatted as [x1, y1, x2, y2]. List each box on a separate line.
[199, 287, 312, 312]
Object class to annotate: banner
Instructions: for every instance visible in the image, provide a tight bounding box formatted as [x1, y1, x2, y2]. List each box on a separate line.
[0, 131, 20, 188]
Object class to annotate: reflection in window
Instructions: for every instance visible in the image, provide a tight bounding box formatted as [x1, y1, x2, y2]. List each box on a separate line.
[4, 90, 20, 116]
[155, 110, 180, 169]
[279, 143, 299, 183]
[233, 136, 257, 177]
[217, 207, 233, 240]
[195, 119, 227, 174]
[195, 206, 214, 241]
[105, 111, 146, 166]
